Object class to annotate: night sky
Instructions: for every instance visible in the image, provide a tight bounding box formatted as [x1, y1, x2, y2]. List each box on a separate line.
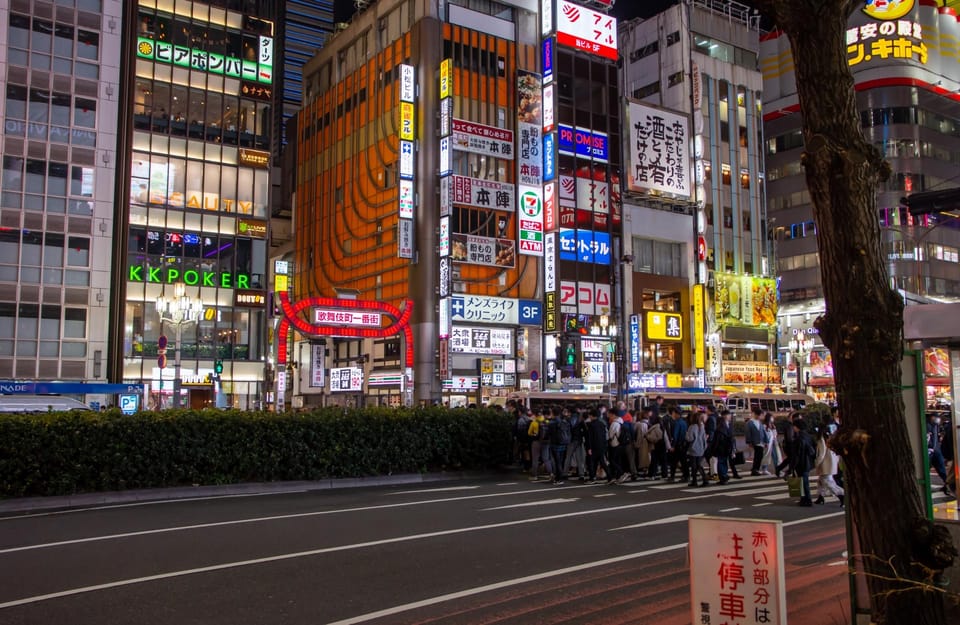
[334, 0, 681, 26]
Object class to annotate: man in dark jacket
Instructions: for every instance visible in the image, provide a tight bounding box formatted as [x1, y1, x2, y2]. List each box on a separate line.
[584, 408, 608, 484]
[793, 419, 817, 506]
[710, 411, 735, 485]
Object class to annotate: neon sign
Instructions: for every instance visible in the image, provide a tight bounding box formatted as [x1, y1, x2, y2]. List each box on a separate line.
[128, 264, 251, 289]
[848, 0, 926, 67]
[136, 36, 273, 84]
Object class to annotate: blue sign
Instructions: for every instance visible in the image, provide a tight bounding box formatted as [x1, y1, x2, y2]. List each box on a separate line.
[518, 299, 543, 326]
[557, 124, 609, 162]
[542, 38, 554, 83]
[0, 382, 145, 395]
[543, 133, 556, 182]
[558, 229, 611, 265]
[629, 314, 641, 372]
[120, 394, 139, 415]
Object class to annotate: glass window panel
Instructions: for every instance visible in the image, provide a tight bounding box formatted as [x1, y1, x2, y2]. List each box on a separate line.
[54, 23, 74, 57]
[32, 53, 51, 70]
[46, 197, 66, 213]
[0, 266, 16, 282]
[77, 30, 99, 60]
[67, 237, 90, 267]
[39, 342, 59, 357]
[32, 18, 53, 51]
[9, 14, 30, 48]
[51, 93, 71, 125]
[71, 165, 95, 196]
[25, 160, 45, 193]
[75, 62, 99, 80]
[48, 162, 68, 196]
[29, 89, 49, 123]
[44, 233, 64, 267]
[74, 98, 96, 128]
[16, 341, 37, 357]
[53, 57, 72, 75]
[6, 85, 28, 119]
[65, 269, 89, 286]
[2, 157, 24, 191]
[64, 308, 86, 338]
[8, 48, 28, 66]
[62, 342, 86, 357]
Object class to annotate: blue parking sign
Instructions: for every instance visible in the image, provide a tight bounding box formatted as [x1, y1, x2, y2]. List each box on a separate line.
[120, 394, 139, 415]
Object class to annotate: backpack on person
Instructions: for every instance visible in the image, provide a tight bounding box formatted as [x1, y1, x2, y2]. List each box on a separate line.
[551, 417, 572, 446]
[645, 423, 664, 444]
[619, 420, 634, 448]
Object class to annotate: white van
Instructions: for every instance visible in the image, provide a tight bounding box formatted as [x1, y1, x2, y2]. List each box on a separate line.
[725, 392, 815, 421]
[508, 390, 615, 413]
[629, 391, 726, 414]
[0, 396, 92, 413]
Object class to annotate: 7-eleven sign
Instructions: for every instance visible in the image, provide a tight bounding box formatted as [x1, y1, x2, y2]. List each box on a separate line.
[518, 185, 543, 256]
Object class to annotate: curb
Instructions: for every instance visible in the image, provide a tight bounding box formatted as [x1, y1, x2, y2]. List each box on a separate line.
[0, 470, 497, 514]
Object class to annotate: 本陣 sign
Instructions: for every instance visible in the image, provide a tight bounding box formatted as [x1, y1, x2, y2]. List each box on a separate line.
[452, 119, 514, 160]
[689, 516, 786, 625]
[452, 175, 515, 212]
[517, 71, 543, 187]
[627, 101, 690, 199]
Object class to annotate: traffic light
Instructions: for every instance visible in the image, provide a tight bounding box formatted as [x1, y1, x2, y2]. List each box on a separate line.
[214, 359, 223, 375]
[563, 340, 576, 367]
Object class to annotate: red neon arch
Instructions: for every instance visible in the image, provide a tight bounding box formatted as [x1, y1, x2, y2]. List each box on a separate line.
[275, 292, 414, 368]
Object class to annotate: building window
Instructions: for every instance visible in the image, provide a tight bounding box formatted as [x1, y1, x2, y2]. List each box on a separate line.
[633, 238, 685, 278]
[667, 71, 684, 87]
[666, 31, 681, 46]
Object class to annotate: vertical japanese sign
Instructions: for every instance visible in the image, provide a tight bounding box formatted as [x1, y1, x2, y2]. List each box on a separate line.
[626, 100, 691, 200]
[438, 59, 454, 316]
[517, 71, 543, 187]
[629, 314, 641, 373]
[311, 343, 325, 388]
[398, 64, 416, 259]
[518, 185, 544, 256]
[689, 516, 786, 625]
[693, 284, 705, 369]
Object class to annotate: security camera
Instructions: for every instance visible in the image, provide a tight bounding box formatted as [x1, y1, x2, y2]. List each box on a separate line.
[621, 254, 634, 264]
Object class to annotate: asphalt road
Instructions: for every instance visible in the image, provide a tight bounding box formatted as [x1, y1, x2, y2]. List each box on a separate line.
[0, 473, 857, 625]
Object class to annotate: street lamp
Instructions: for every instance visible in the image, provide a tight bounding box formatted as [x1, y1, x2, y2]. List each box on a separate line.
[788, 332, 815, 395]
[156, 283, 203, 409]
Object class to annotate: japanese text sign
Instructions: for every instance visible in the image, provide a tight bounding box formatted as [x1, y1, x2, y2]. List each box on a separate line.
[452, 175, 515, 212]
[518, 185, 544, 256]
[558, 124, 609, 162]
[555, 1, 618, 61]
[450, 234, 516, 268]
[517, 71, 544, 187]
[312, 309, 383, 327]
[558, 229, 611, 265]
[330, 367, 363, 392]
[689, 516, 786, 625]
[449, 326, 514, 355]
[627, 101, 691, 199]
[645, 311, 683, 342]
[452, 119, 514, 160]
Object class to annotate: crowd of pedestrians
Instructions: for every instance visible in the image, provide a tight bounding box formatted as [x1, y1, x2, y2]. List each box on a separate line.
[507, 398, 879, 508]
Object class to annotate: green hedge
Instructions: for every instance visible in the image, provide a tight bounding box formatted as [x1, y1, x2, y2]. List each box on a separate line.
[0, 406, 515, 498]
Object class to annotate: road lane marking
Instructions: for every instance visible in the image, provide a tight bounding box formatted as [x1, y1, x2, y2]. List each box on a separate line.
[0, 487, 597, 554]
[483, 498, 578, 511]
[719, 507, 741, 512]
[609, 514, 696, 531]
[495, 482, 518, 486]
[0, 493, 844, 613]
[326, 511, 846, 625]
[388, 486, 479, 495]
[753, 503, 773, 507]
[0, 492, 307, 522]
[593, 493, 615, 497]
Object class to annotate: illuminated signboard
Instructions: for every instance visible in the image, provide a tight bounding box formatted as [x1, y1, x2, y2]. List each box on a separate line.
[452, 119, 514, 159]
[555, 1, 618, 61]
[645, 311, 683, 342]
[847, 4, 926, 67]
[557, 124, 609, 162]
[239, 148, 270, 169]
[136, 36, 273, 84]
[451, 175, 515, 211]
[558, 229, 611, 264]
[399, 102, 415, 141]
[399, 179, 415, 219]
[626, 101, 691, 199]
[440, 58, 453, 99]
[235, 290, 267, 307]
[128, 264, 251, 288]
[517, 185, 544, 256]
[237, 218, 267, 238]
[312, 309, 383, 327]
[330, 367, 363, 392]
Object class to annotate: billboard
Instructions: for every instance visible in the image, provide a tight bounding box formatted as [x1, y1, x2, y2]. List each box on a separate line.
[715, 274, 778, 327]
[626, 101, 691, 199]
[555, 1, 618, 61]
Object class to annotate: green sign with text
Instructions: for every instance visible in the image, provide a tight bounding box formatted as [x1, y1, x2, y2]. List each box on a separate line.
[129, 264, 250, 289]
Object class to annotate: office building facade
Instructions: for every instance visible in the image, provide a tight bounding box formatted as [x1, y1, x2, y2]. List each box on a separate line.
[762, 0, 960, 399]
[620, 0, 776, 394]
[0, 0, 121, 404]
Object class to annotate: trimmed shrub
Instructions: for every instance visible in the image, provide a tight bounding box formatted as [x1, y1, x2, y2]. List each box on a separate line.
[0, 406, 514, 498]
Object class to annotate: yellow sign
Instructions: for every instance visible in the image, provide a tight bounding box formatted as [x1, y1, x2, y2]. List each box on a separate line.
[693, 284, 705, 369]
[645, 311, 683, 342]
[399, 102, 415, 141]
[274, 274, 288, 293]
[862, 0, 914, 21]
[481, 358, 493, 374]
[666, 373, 682, 388]
[237, 218, 267, 238]
[440, 58, 453, 99]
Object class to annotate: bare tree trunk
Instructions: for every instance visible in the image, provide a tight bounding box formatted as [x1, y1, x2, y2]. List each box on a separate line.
[751, 1, 957, 622]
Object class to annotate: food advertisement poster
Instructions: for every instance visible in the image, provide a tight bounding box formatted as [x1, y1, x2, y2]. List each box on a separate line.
[715, 273, 778, 327]
[923, 347, 950, 378]
[450, 234, 515, 268]
[517, 71, 543, 187]
[809, 350, 834, 379]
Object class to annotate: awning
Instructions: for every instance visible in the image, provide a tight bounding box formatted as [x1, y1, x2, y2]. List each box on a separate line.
[807, 377, 835, 387]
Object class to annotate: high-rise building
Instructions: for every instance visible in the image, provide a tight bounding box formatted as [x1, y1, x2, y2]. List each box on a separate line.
[762, 0, 960, 399]
[292, 0, 631, 406]
[0, 0, 123, 405]
[620, 0, 776, 395]
[114, 0, 279, 409]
